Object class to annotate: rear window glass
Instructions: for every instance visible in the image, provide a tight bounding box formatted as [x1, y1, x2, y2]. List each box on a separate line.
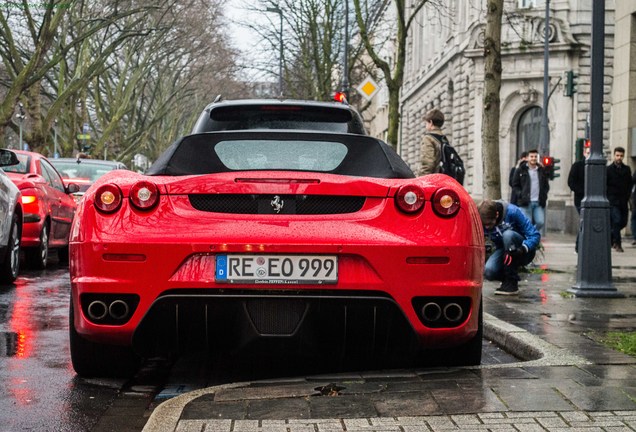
[203, 106, 354, 133]
[216, 140, 347, 171]
[2, 154, 29, 174]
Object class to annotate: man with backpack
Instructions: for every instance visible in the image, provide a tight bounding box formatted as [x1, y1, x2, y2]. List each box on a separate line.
[418, 108, 465, 185]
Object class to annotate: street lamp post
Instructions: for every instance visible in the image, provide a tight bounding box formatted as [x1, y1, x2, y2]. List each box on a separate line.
[266, 6, 283, 97]
[15, 103, 26, 150]
[53, 119, 59, 158]
[539, 0, 550, 158]
[569, 0, 620, 297]
[342, 0, 349, 98]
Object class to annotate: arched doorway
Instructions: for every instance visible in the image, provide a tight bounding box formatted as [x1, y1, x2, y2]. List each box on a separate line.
[516, 106, 542, 158]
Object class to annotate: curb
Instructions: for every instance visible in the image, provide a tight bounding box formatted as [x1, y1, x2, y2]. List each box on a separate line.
[142, 314, 588, 432]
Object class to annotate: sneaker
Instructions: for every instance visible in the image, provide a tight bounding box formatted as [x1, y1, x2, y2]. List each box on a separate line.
[631, 240, 636, 246]
[616, 245, 624, 253]
[495, 278, 519, 296]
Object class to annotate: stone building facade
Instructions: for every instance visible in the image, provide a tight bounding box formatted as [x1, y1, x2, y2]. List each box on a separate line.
[365, 0, 618, 233]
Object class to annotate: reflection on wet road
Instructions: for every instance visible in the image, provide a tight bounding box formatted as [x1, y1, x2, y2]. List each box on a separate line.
[0, 266, 121, 432]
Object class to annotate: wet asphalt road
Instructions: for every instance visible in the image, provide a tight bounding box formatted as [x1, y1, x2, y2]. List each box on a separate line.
[0, 262, 516, 432]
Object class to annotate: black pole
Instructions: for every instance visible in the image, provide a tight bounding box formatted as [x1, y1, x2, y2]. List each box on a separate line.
[539, 0, 550, 157]
[342, 0, 349, 99]
[569, 0, 621, 297]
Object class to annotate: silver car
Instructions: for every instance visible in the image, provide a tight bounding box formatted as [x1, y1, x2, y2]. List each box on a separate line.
[0, 149, 22, 283]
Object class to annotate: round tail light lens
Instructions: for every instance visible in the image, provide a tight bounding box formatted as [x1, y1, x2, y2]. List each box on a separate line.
[94, 184, 122, 213]
[432, 188, 460, 217]
[129, 181, 159, 210]
[395, 184, 425, 214]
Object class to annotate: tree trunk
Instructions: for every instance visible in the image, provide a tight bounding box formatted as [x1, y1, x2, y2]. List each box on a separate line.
[481, 0, 504, 200]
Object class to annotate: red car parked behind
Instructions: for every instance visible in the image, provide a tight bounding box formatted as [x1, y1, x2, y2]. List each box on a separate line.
[3, 150, 79, 269]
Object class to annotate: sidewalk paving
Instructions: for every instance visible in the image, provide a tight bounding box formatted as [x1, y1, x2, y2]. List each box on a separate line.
[143, 233, 636, 432]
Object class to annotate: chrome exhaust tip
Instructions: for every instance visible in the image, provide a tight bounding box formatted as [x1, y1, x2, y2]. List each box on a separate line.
[443, 303, 463, 322]
[87, 301, 108, 321]
[421, 302, 442, 322]
[108, 300, 130, 320]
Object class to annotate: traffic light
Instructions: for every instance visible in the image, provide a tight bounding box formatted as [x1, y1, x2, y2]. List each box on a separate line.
[542, 156, 561, 180]
[564, 70, 578, 97]
[333, 91, 348, 104]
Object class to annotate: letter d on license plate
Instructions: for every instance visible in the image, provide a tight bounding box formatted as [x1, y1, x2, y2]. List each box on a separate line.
[215, 254, 337, 284]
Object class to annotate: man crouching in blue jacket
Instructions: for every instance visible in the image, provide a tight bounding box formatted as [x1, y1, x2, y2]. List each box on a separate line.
[478, 199, 541, 295]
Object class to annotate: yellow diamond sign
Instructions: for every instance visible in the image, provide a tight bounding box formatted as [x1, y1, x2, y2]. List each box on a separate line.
[356, 77, 379, 100]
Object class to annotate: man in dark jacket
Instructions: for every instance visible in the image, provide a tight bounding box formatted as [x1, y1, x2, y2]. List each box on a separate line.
[606, 147, 632, 252]
[479, 200, 541, 295]
[568, 146, 590, 252]
[509, 151, 528, 205]
[511, 149, 550, 232]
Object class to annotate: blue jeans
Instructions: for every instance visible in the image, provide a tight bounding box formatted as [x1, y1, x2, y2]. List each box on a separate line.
[521, 201, 545, 232]
[484, 230, 536, 282]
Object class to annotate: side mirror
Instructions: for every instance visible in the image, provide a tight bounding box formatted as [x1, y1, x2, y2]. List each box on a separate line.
[0, 149, 19, 167]
[67, 183, 80, 194]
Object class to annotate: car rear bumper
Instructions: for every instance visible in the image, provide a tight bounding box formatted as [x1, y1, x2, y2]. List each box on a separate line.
[70, 241, 483, 354]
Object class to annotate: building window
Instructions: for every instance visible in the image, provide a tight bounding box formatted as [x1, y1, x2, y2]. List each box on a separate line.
[517, 0, 537, 9]
[517, 106, 542, 157]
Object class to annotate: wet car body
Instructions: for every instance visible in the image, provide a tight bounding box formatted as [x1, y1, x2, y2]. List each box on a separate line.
[69, 129, 484, 378]
[4, 150, 78, 269]
[0, 149, 23, 283]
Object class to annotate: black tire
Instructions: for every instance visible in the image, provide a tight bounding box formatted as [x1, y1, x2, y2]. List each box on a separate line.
[57, 245, 69, 265]
[25, 223, 49, 270]
[0, 213, 21, 283]
[69, 299, 140, 378]
[428, 297, 483, 367]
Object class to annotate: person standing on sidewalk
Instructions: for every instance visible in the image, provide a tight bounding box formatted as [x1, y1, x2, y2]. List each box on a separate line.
[509, 151, 528, 205]
[511, 149, 550, 232]
[478, 199, 541, 296]
[606, 146, 632, 252]
[568, 146, 590, 252]
[417, 109, 444, 176]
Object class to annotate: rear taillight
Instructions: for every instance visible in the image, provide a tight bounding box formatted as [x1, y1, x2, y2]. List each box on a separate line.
[94, 184, 122, 213]
[129, 181, 159, 210]
[21, 195, 37, 205]
[432, 188, 460, 217]
[395, 184, 425, 214]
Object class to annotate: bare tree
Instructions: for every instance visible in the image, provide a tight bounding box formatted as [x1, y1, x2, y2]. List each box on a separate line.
[352, 0, 432, 148]
[481, 0, 503, 199]
[1, 0, 245, 159]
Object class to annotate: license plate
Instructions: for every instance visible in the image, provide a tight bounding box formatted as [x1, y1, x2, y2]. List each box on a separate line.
[215, 255, 338, 284]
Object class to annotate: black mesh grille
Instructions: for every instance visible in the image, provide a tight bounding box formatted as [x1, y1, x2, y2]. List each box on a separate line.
[188, 194, 365, 215]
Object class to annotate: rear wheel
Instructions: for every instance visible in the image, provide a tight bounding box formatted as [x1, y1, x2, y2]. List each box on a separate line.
[25, 224, 49, 269]
[69, 299, 140, 378]
[0, 214, 20, 283]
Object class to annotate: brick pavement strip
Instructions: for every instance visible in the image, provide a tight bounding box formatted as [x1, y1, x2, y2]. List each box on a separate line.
[173, 412, 636, 431]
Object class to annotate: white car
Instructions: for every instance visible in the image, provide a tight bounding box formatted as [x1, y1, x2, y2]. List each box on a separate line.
[0, 149, 23, 283]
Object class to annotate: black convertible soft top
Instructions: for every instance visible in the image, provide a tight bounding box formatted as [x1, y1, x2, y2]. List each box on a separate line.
[147, 131, 415, 179]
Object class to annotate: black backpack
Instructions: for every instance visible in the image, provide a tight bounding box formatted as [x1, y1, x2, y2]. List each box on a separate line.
[430, 133, 465, 185]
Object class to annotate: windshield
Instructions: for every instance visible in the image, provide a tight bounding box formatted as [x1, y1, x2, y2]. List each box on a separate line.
[51, 161, 120, 182]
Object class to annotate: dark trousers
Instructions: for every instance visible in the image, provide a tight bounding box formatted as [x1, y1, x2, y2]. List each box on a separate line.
[484, 230, 536, 282]
[610, 204, 628, 246]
